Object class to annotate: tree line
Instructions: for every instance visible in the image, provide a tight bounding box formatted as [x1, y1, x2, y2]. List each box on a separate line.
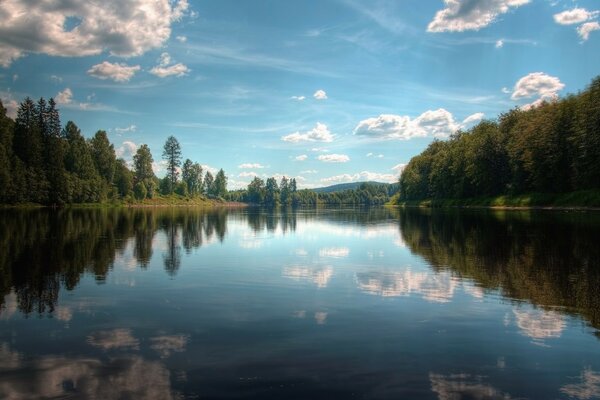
[227, 177, 395, 206]
[0, 98, 228, 204]
[399, 76, 600, 201]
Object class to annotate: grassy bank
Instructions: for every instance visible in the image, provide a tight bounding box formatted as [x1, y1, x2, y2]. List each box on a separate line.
[1, 195, 248, 209]
[392, 190, 600, 210]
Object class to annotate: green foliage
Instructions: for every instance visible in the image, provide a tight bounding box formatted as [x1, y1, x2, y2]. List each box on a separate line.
[0, 98, 227, 206]
[134, 181, 147, 200]
[399, 76, 600, 203]
[162, 135, 182, 194]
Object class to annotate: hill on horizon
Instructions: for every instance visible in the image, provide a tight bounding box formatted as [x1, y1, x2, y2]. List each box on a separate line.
[310, 181, 391, 193]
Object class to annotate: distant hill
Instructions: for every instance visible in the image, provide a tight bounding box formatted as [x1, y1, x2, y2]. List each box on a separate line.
[311, 181, 390, 193]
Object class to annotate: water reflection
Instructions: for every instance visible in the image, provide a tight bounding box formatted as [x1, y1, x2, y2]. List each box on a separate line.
[0, 342, 176, 399]
[398, 208, 600, 330]
[561, 368, 600, 399]
[429, 373, 514, 400]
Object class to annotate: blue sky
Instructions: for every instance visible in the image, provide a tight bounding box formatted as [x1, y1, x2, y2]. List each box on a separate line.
[1, 0, 599, 189]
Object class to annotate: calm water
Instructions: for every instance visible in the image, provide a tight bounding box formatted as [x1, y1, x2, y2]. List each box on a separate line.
[1, 207, 600, 399]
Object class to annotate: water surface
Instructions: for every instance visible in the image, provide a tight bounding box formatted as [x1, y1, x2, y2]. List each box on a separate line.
[1, 207, 600, 399]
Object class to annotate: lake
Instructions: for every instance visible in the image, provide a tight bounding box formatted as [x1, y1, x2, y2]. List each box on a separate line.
[1, 207, 600, 399]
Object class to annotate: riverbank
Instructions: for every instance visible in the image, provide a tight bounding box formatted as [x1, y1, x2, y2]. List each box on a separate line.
[0, 195, 248, 209]
[393, 190, 600, 210]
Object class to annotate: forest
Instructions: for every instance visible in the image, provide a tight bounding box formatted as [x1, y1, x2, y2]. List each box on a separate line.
[227, 178, 394, 206]
[399, 76, 600, 203]
[0, 98, 227, 204]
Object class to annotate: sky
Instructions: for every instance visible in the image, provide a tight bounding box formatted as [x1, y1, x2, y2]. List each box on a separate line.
[1, 0, 599, 189]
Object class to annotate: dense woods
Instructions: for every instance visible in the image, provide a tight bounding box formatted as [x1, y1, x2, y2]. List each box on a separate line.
[0, 98, 227, 204]
[227, 178, 394, 206]
[399, 76, 600, 202]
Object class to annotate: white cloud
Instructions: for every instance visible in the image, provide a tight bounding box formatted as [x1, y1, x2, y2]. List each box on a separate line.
[56, 88, 73, 105]
[282, 122, 334, 143]
[238, 163, 265, 169]
[87, 61, 140, 82]
[321, 171, 396, 184]
[317, 154, 350, 163]
[495, 39, 504, 48]
[501, 87, 511, 94]
[300, 169, 318, 174]
[313, 89, 328, 100]
[176, 35, 187, 43]
[578, 22, 600, 41]
[115, 125, 137, 134]
[462, 112, 485, 126]
[354, 109, 460, 140]
[50, 75, 63, 83]
[291, 95, 306, 101]
[553, 8, 598, 25]
[149, 53, 190, 78]
[0, 0, 189, 67]
[511, 72, 564, 109]
[391, 163, 407, 174]
[238, 171, 258, 178]
[116, 141, 137, 159]
[319, 247, 350, 258]
[295, 154, 308, 161]
[428, 0, 530, 32]
[366, 153, 384, 158]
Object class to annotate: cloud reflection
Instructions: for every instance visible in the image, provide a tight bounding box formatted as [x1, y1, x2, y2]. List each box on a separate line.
[0, 343, 176, 399]
[150, 335, 189, 358]
[318, 247, 350, 258]
[561, 368, 600, 400]
[283, 265, 333, 288]
[512, 308, 565, 340]
[355, 269, 458, 303]
[429, 373, 514, 400]
[87, 328, 140, 351]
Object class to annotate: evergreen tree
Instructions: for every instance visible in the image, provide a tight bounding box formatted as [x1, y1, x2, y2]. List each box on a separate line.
[204, 171, 214, 197]
[90, 130, 116, 185]
[182, 159, 203, 196]
[264, 177, 279, 206]
[162, 136, 181, 194]
[213, 169, 227, 198]
[114, 158, 133, 197]
[133, 144, 154, 184]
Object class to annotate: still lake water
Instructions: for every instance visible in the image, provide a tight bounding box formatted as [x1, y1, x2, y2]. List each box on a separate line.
[1, 207, 600, 399]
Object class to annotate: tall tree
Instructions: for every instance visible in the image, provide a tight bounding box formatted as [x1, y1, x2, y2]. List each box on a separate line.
[44, 98, 68, 204]
[133, 144, 154, 183]
[264, 177, 279, 206]
[90, 130, 116, 184]
[213, 169, 227, 198]
[204, 171, 214, 196]
[162, 136, 181, 194]
[182, 159, 203, 196]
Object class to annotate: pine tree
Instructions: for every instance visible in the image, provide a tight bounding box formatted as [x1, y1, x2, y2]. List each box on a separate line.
[162, 136, 181, 194]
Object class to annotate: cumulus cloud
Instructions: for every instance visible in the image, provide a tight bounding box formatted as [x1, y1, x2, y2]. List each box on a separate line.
[427, 0, 530, 32]
[149, 53, 190, 77]
[313, 89, 328, 100]
[511, 72, 564, 109]
[295, 154, 308, 161]
[0, 0, 189, 67]
[321, 171, 397, 184]
[291, 95, 306, 101]
[317, 154, 350, 163]
[553, 8, 598, 25]
[391, 163, 407, 174]
[578, 22, 600, 41]
[87, 61, 141, 82]
[238, 163, 265, 169]
[55, 88, 73, 105]
[282, 122, 334, 143]
[354, 109, 459, 140]
[116, 141, 137, 159]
